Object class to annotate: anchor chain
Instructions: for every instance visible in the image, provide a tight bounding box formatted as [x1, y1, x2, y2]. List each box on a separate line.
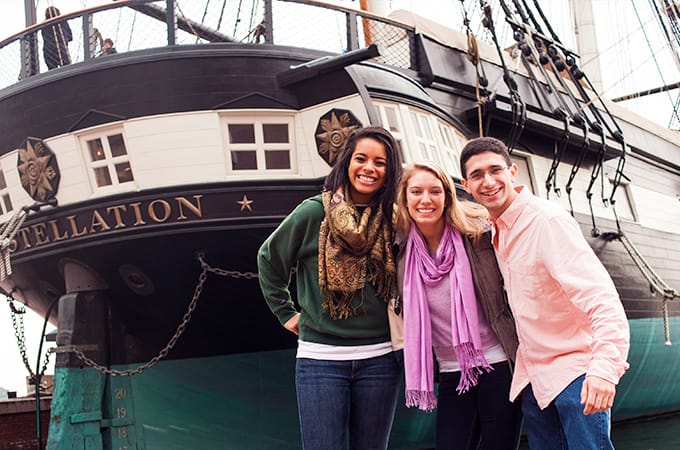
[65, 253, 258, 376]
[7, 296, 53, 379]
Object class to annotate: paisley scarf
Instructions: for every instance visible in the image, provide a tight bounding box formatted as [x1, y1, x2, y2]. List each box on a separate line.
[318, 188, 397, 319]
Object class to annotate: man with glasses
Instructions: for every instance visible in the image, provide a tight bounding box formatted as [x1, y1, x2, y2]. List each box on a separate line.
[459, 136, 629, 450]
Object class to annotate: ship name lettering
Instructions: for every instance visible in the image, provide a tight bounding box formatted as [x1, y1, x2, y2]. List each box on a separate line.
[10, 195, 204, 252]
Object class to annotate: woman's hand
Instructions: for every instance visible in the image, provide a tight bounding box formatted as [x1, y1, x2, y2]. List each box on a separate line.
[284, 313, 300, 336]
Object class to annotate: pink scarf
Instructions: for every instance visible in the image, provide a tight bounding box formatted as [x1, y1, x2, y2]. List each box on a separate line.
[403, 223, 491, 411]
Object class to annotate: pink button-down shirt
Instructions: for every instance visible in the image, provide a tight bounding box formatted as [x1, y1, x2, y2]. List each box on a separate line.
[493, 186, 630, 408]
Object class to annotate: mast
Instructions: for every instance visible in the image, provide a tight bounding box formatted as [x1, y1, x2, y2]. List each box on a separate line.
[24, 0, 37, 27]
[359, 0, 390, 46]
[570, 0, 604, 92]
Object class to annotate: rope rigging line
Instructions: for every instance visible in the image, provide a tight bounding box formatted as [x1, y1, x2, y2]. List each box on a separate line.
[565, 120, 590, 216]
[500, 2, 586, 200]
[602, 228, 679, 346]
[529, 0, 561, 44]
[217, 0, 228, 31]
[459, 0, 489, 137]
[479, 0, 526, 152]
[233, 0, 244, 37]
[631, 1, 679, 114]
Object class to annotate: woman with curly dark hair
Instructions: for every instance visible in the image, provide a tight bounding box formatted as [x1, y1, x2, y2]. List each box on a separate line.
[258, 126, 403, 449]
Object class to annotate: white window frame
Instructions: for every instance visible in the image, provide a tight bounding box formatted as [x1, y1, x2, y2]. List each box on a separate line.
[375, 101, 467, 177]
[0, 169, 12, 215]
[608, 178, 637, 222]
[509, 150, 537, 194]
[78, 128, 136, 193]
[376, 103, 407, 163]
[222, 115, 297, 175]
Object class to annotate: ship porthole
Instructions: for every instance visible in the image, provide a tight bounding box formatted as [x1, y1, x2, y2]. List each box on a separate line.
[119, 264, 155, 296]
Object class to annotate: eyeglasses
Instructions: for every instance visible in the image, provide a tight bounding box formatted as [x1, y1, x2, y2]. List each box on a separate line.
[465, 165, 508, 183]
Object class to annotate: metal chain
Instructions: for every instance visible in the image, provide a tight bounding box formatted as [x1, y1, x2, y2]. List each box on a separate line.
[66, 253, 258, 376]
[7, 296, 53, 378]
[8, 298, 34, 377]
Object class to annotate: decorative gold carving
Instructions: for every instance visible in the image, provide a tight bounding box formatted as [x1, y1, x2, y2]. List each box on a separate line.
[315, 109, 361, 166]
[17, 138, 60, 201]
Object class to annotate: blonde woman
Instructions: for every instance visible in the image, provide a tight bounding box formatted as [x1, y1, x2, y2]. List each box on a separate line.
[394, 161, 522, 449]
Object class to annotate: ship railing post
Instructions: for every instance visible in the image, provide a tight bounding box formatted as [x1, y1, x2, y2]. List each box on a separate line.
[83, 12, 94, 61]
[264, 0, 274, 44]
[347, 11, 359, 51]
[166, 0, 176, 46]
[19, 34, 39, 78]
[20, 0, 39, 78]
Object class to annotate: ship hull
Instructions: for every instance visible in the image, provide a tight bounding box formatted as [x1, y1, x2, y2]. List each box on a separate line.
[0, 1, 678, 449]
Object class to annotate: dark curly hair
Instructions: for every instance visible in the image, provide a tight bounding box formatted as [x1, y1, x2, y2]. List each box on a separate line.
[323, 126, 403, 219]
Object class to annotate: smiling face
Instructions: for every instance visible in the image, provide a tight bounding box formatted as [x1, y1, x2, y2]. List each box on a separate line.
[406, 168, 446, 232]
[462, 150, 518, 219]
[347, 137, 388, 204]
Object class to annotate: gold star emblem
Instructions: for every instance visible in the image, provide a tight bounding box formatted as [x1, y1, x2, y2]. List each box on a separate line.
[237, 195, 254, 212]
[18, 140, 55, 201]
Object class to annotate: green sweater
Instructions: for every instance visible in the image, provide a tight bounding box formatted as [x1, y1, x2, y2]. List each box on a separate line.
[257, 194, 391, 346]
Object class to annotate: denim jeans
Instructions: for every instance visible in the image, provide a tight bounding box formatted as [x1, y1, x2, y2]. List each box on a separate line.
[521, 374, 614, 450]
[436, 361, 523, 450]
[295, 352, 402, 450]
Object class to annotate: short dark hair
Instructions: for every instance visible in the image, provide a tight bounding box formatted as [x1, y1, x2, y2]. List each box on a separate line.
[104, 38, 114, 46]
[459, 137, 512, 178]
[324, 126, 402, 219]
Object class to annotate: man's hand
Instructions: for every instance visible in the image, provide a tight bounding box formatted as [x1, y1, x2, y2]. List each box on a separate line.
[581, 375, 616, 415]
[283, 313, 300, 336]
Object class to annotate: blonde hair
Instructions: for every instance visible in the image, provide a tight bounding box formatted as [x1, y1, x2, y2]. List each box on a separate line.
[396, 161, 488, 240]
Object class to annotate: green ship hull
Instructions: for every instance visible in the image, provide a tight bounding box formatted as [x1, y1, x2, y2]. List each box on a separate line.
[47, 317, 680, 449]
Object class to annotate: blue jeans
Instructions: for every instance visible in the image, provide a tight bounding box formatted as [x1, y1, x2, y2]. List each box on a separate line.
[295, 352, 402, 450]
[436, 361, 523, 450]
[521, 374, 614, 450]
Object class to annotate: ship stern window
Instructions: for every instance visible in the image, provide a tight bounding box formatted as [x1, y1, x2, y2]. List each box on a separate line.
[87, 139, 106, 161]
[610, 180, 636, 221]
[224, 117, 296, 174]
[108, 134, 128, 157]
[115, 162, 134, 184]
[375, 101, 466, 177]
[265, 151, 291, 170]
[231, 151, 258, 170]
[510, 153, 536, 194]
[229, 124, 256, 144]
[263, 124, 289, 143]
[81, 132, 135, 190]
[0, 170, 12, 214]
[377, 105, 406, 162]
[93, 167, 113, 187]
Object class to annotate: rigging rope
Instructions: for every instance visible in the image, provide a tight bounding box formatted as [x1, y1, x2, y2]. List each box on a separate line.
[480, 0, 526, 152]
[0, 209, 27, 282]
[603, 228, 679, 346]
[631, 1, 679, 118]
[460, 0, 488, 137]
